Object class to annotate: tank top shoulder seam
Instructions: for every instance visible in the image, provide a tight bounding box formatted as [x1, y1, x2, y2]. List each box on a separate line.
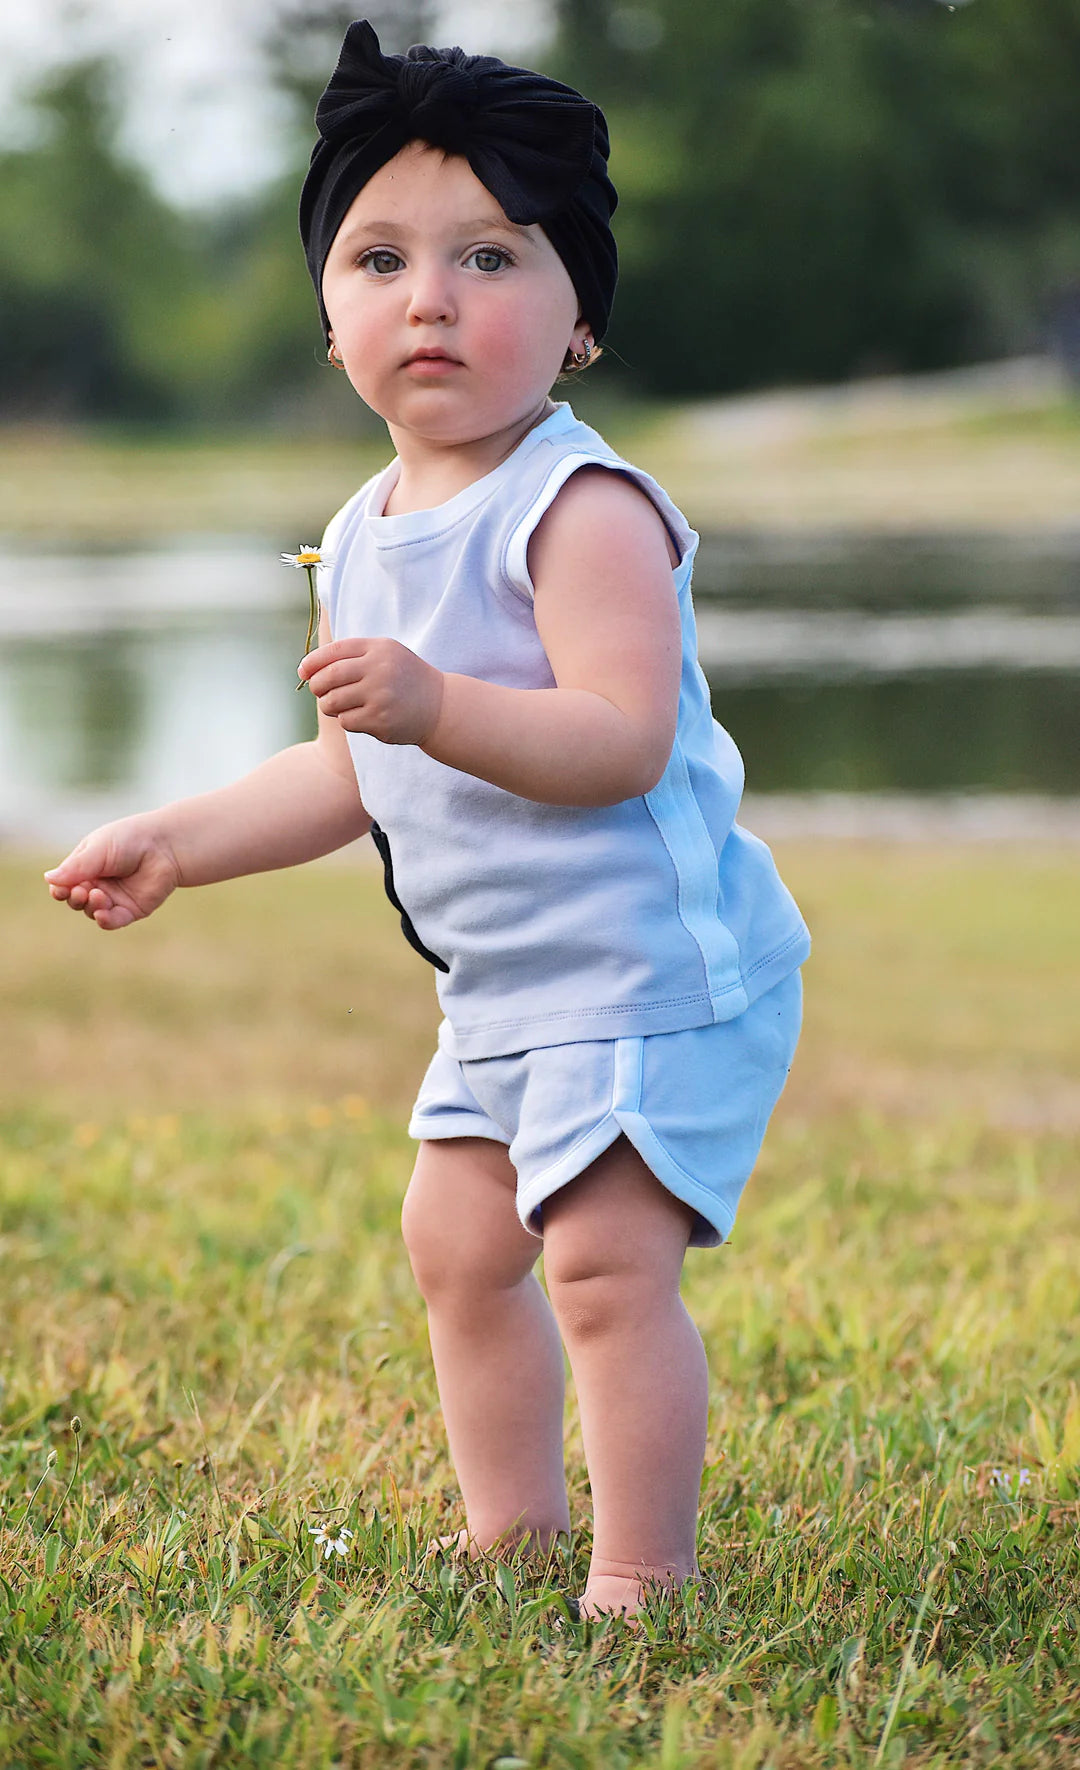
[364, 404, 579, 548]
[499, 440, 696, 604]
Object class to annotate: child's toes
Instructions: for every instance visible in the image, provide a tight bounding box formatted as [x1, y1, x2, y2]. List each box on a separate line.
[426, 1526, 572, 1567]
[425, 1528, 480, 1561]
[578, 1572, 645, 1623]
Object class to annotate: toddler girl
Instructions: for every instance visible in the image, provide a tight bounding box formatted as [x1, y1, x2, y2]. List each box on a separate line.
[46, 19, 810, 1622]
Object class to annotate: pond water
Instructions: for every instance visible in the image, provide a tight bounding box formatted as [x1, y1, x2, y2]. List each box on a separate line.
[3, 533, 1079, 845]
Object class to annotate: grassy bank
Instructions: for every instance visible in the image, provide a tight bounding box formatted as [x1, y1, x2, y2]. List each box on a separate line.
[6, 367, 1080, 544]
[2, 847, 1079, 1767]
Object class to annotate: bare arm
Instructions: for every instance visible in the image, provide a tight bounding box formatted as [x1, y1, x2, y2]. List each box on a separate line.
[46, 611, 370, 929]
[427, 469, 681, 803]
[300, 469, 683, 807]
[164, 715, 369, 887]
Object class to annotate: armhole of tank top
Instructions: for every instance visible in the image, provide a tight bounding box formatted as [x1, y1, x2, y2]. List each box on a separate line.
[500, 454, 694, 606]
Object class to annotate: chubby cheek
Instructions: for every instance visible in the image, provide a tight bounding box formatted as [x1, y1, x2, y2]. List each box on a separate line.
[321, 275, 387, 371]
[473, 293, 570, 394]
[335, 308, 396, 391]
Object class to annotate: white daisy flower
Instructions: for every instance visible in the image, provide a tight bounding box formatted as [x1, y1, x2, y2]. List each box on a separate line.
[281, 546, 334, 680]
[280, 546, 330, 569]
[308, 1523, 353, 1560]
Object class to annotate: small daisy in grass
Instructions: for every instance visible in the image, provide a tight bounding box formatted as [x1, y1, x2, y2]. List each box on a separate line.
[990, 1467, 1032, 1495]
[308, 1522, 353, 1560]
[281, 545, 332, 685]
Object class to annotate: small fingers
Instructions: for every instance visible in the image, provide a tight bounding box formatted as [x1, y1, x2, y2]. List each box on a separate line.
[92, 902, 134, 930]
[48, 870, 137, 930]
[298, 641, 364, 683]
[337, 707, 379, 734]
[49, 867, 99, 907]
[297, 646, 331, 682]
[314, 687, 373, 722]
[68, 884, 113, 919]
[305, 658, 367, 701]
[75, 886, 131, 929]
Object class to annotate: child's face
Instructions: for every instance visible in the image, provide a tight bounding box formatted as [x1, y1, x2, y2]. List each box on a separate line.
[321, 142, 583, 446]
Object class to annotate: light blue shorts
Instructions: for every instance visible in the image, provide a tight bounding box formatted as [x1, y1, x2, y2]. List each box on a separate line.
[408, 970, 802, 1249]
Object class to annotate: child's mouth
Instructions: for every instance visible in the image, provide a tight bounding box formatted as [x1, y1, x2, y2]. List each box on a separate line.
[405, 350, 464, 374]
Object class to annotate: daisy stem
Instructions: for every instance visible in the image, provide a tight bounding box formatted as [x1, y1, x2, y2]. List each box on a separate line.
[296, 564, 319, 690]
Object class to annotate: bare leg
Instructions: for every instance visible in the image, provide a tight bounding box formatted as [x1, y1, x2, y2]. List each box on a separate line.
[541, 1136, 707, 1618]
[401, 1138, 571, 1553]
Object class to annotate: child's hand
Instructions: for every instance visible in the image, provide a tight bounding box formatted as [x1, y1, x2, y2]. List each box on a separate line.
[299, 637, 444, 746]
[44, 817, 182, 930]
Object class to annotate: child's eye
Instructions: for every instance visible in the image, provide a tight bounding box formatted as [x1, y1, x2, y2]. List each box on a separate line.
[465, 245, 514, 274]
[359, 249, 404, 276]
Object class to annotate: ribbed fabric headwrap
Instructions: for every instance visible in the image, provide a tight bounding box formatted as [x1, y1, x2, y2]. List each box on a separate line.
[299, 19, 618, 343]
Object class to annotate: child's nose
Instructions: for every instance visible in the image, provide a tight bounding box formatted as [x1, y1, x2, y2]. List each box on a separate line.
[405, 265, 457, 328]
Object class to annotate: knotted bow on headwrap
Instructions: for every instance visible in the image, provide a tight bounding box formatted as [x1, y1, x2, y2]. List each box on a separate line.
[299, 19, 618, 344]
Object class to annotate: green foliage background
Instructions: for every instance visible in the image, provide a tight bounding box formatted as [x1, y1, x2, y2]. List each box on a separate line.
[1, 0, 1079, 422]
[556, 0, 1080, 394]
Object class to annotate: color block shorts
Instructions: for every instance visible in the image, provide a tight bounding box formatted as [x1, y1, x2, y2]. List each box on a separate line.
[407, 970, 802, 1249]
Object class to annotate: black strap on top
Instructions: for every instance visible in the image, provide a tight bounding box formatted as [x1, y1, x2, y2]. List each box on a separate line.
[368, 820, 450, 972]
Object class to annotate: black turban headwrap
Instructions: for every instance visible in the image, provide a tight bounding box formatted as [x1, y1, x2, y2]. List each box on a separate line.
[299, 19, 618, 344]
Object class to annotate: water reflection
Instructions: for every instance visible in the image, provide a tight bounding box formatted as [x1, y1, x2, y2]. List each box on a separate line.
[11, 635, 143, 792]
[695, 530, 1080, 610]
[0, 616, 315, 844]
[3, 536, 1078, 845]
[715, 671, 1080, 795]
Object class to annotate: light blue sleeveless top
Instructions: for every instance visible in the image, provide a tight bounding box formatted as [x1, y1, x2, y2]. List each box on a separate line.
[319, 402, 810, 1060]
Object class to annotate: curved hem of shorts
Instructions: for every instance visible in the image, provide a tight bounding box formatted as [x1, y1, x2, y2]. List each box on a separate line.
[406, 1111, 510, 1145]
[514, 1110, 730, 1250]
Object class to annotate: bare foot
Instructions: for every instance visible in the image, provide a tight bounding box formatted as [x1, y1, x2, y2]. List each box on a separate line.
[425, 1528, 484, 1562]
[579, 1570, 646, 1622]
[426, 1526, 570, 1565]
[578, 1558, 697, 1623]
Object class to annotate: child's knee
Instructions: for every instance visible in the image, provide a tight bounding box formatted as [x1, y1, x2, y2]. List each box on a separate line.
[400, 1185, 470, 1298]
[402, 1210, 534, 1303]
[544, 1257, 670, 1345]
[400, 1144, 537, 1300]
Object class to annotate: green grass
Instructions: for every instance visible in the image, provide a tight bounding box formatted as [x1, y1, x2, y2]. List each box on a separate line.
[2, 848, 1079, 1767]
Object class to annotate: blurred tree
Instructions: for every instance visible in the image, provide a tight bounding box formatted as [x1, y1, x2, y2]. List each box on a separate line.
[552, 0, 1080, 395]
[3, 0, 1079, 423]
[0, 58, 201, 420]
[0, 50, 360, 426]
